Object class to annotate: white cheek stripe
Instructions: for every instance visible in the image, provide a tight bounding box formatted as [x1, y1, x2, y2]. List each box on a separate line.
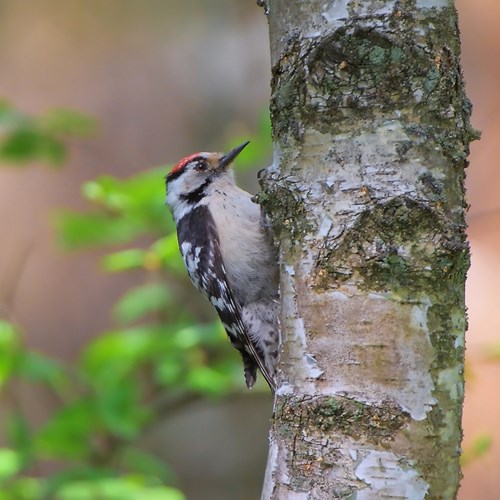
[166, 175, 209, 222]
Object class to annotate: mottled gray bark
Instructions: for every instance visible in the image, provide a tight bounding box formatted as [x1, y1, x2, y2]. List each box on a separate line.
[258, 1, 476, 498]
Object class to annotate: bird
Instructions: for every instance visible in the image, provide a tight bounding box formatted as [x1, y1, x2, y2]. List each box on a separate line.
[165, 141, 279, 392]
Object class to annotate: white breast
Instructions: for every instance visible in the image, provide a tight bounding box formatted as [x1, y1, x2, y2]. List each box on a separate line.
[206, 183, 276, 305]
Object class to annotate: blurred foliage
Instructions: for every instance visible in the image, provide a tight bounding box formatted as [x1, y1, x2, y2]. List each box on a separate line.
[0, 99, 95, 166]
[0, 102, 272, 499]
[461, 433, 493, 467]
[483, 341, 500, 361]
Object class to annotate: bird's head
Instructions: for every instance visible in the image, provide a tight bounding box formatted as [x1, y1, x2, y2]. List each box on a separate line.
[166, 141, 249, 216]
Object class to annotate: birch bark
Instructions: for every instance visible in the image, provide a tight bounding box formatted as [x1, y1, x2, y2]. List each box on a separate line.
[258, 1, 476, 498]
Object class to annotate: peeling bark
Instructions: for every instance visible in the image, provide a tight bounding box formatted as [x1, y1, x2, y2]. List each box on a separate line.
[259, 0, 476, 498]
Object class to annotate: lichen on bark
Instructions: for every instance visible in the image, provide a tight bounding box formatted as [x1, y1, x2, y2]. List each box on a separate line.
[315, 196, 469, 293]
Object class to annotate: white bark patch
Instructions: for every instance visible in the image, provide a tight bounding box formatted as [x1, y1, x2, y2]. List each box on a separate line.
[350, 0, 398, 17]
[438, 365, 463, 401]
[330, 290, 349, 301]
[304, 293, 436, 420]
[262, 436, 310, 500]
[322, 0, 401, 24]
[275, 384, 294, 396]
[322, 0, 348, 22]
[282, 493, 308, 500]
[451, 309, 465, 348]
[317, 215, 333, 238]
[279, 258, 322, 392]
[261, 437, 278, 500]
[355, 451, 429, 499]
[416, 0, 449, 9]
[291, 316, 321, 385]
[410, 302, 429, 331]
[304, 353, 325, 379]
[301, 125, 427, 219]
[271, 144, 282, 174]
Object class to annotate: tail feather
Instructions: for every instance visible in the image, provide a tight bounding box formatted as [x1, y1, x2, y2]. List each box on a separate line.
[241, 353, 258, 389]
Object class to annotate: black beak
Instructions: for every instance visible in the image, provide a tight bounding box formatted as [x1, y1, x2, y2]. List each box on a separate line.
[218, 141, 250, 170]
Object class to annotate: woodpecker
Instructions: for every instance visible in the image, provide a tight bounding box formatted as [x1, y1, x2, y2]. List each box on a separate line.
[165, 141, 279, 392]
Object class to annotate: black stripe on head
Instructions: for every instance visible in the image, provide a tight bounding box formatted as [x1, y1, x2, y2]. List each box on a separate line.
[166, 167, 186, 183]
[179, 177, 213, 204]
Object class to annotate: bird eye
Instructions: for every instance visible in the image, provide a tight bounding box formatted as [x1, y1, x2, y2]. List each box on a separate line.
[194, 161, 209, 172]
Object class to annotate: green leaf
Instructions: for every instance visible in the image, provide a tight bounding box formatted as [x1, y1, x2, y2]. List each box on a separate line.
[96, 381, 148, 439]
[0, 101, 94, 167]
[40, 108, 96, 136]
[461, 433, 493, 466]
[81, 327, 160, 385]
[7, 413, 32, 464]
[101, 249, 146, 272]
[55, 476, 184, 500]
[0, 448, 22, 481]
[56, 212, 143, 249]
[57, 167, 175, 249]
[0, 128, 66, 165]
[86, 376, 149, 440]
[0, 100, 27, 128]
[149, 235, 184, 273]
[16, 351, 67, 391]
[82, 180, 130, 211]
[186, 365, 232, 395]
[0, 321, 21, 385]
[0, 477, 41, 499]
[153, 355, 184, 387]
[36, 401, 95, 460]
[172, 323, 225, 349]
[80, 168, 168, 220]
[40, 466, 117, 499]
[101, 237, 185, 274]
[117, 447, 173, 481]
[113, 283, 173, 324]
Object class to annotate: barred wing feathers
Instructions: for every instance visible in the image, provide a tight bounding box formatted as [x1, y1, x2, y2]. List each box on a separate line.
[176, 205, 276, 392]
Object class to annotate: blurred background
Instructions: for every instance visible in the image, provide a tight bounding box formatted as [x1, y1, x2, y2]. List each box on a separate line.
[0, 0, 497, 498]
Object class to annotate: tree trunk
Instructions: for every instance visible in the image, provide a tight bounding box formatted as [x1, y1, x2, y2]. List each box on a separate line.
[259, 1, 476, 498]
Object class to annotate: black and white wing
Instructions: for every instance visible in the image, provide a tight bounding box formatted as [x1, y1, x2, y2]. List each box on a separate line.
[176, 205, 276, 392]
